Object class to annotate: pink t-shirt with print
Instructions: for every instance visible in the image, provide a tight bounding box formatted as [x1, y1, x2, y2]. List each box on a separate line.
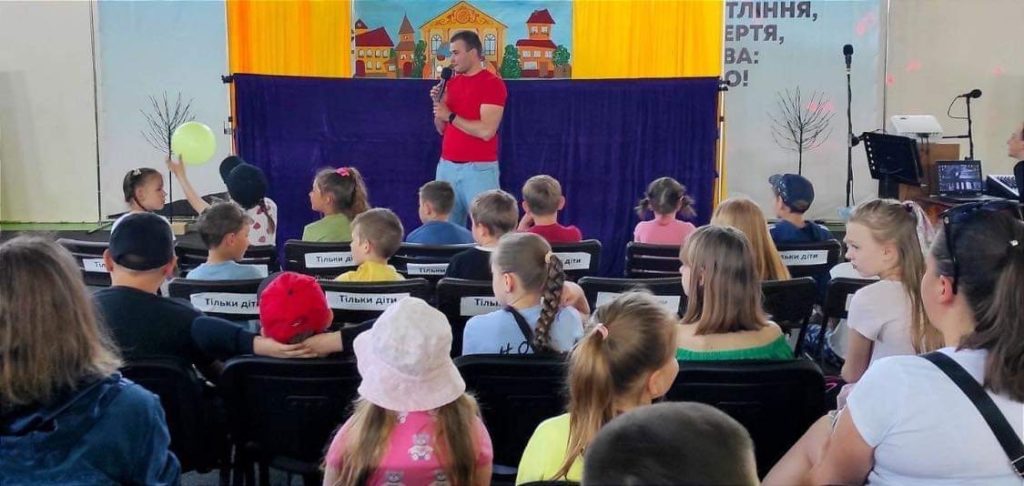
[325, 409, 493, 485]
[633, 216, 696, 246]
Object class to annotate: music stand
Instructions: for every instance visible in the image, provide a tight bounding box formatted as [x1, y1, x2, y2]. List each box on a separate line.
[861, 132, 923, 199]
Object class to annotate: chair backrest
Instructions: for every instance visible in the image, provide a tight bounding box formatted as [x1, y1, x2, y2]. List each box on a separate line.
[665, 359, 826, 479]
[822, 277, 875, 322]
[776, 240, 841, 278]
[57, 238, 112, 287]
[319, 278, 432, 325]
[167, 277, 263, 321]
[283, 239, 357, 278]
[551, 239, 602, 281]
[624, 242, 681, 278]
[174, 242, 278, 278]
[392, 243, 474, 285]
[577, 276, 685, 317]
[435, 278, 500, 356]
[761, 277, 817, 354]
[120, 358, 221, 472]
[454, 355, 567, 468]
[218, 357, 360, 468]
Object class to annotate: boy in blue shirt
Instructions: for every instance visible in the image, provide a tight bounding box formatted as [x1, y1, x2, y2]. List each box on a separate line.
[406, 181, 474, 245]
[769, 173, 834, 243]
[186, 202, 264, 280]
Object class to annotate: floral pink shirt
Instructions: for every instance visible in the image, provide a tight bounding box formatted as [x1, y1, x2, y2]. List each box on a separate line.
[325, 410, 493, 486]
[633, 216, 696, 246]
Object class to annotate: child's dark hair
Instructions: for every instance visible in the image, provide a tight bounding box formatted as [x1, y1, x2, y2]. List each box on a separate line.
[122, 168, 161, 207]
[492, 233, 565, 352]
[419, 181, 456, 215]
[315, 167, 370, 219]
[636, 177, 695, 219]
[196, 201, 251, 248]
[352, 208, 404, 260]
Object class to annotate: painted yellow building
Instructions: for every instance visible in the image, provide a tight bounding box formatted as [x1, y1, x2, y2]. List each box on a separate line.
[419, 1, 506, 78]
[353, 20, 397, 78]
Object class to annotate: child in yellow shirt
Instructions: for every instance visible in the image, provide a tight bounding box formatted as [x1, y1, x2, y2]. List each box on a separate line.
[335, 208, 405, 282]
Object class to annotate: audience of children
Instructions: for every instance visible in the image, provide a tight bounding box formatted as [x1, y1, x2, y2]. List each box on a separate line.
[185, 201, 263, 280]
[675, 225, 794, 361]
[768, 173, 834, 243]
[517, 175, 582, 244]
[168, 155, 278, 245]
[407, 180, 475, 245]
[711, 197, 791, 281]
[335, 208, 405, 282]
[462, 232, 584, 355]
[840, 199, 942, 384]
[633, 176, 697, 246]
[0, 237, 180, 484]
[445, 189, 519, 281]
[582, 402, 758, 486]
[517, 292, 679, 483]
[323, 297, 493, 485]
[304, 166, 370, 243]
[765, 203, 1024, 485]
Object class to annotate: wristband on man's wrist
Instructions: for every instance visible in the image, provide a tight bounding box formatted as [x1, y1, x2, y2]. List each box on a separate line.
[449, 113, 457, 124]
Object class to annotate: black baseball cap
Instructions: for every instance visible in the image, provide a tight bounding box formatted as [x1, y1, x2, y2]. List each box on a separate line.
[769, 173, 815, 213]
[109, 213, 175, 271]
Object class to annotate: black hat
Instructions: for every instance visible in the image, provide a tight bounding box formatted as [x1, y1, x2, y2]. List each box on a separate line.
[109, 213, 175, 271]
[219, 156, 244, 183]
[769, 173, 815, 213]
[226, 163, 268, 210]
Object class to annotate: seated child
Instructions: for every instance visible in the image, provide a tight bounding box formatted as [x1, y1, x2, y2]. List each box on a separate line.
[633, 176, 697, 246]
[768, 173, 834, 243]
[462, 232, 584, 355]
[186, 202, 264, 280]
[712, 197, 791, 281]
[406, 180, 474, 245]
[518, 175, 582, 244]
[303, 166, 369, 242]
[122, 168, 166, 214]
[323, 298, 493, 485]
[335, 208, 405, 282]
[582, 402, 757, 486]
[446, 189, 519, 281]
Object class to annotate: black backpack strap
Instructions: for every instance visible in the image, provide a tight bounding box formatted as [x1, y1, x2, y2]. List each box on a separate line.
[504, 306, 535, 353]
[923, 352, 1024, 477]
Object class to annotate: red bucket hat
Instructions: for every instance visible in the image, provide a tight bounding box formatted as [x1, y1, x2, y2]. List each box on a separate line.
[258, 272, 332, 343]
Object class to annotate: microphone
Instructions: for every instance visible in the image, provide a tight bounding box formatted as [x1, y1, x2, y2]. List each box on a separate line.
[435, 66, 453, 102]
[843, 44, 853, 72]
[957, 89, 983, 99]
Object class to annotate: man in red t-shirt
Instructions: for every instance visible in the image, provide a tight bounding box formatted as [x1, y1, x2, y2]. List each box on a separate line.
[431, 31, 508, 227]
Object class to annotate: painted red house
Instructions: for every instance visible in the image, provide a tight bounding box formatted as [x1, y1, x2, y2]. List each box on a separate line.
[516, 9, 557, 78]
[354, 21, 396, 78]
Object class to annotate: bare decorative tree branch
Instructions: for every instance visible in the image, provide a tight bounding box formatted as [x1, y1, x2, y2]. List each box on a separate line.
[140, 92, 195, 157]
[768, 87, 834, 175]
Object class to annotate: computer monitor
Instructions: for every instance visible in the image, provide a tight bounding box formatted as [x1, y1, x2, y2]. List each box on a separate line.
[936, 160, 984, 196]
[861, 132, 923, 199]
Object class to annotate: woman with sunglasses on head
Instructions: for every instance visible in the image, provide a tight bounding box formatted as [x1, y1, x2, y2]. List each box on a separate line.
[765, 201, 1024, 486]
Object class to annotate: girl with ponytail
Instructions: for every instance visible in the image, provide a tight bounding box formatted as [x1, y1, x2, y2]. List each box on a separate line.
[303, 166, 370, 242]
[633, 177, 697, 246]
[516, 292, 679, 483]
[462, 232, 584, 355]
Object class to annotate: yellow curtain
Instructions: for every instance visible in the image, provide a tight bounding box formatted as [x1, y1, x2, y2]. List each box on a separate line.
[227, 0, 351, 78]
[572, 0, 723, 79]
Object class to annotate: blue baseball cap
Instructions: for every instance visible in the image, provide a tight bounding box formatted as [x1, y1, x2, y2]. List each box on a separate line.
[769, 173, 815, 213]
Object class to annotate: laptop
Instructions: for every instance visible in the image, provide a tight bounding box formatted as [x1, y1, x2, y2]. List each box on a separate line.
[935, 160, 1001, 202]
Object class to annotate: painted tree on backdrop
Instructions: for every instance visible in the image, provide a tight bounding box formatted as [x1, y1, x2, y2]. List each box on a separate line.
[501, 45, 521, 79]
[768, 87, 834, 175]
[412, 41, 427, 79]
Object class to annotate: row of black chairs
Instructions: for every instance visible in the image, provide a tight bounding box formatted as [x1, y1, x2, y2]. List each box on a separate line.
[123, 354, 827, 484]
[626, 239, 843, 279]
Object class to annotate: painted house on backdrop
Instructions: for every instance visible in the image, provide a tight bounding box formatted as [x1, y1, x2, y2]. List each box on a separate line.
[354, 19, 397, 78]
[395, 15, 417, 78]
[419, 1, 506, 78]
[516, 9, 557, 78]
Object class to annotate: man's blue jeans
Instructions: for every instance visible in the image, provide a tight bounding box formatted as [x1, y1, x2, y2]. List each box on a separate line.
[435, 159, 500, 227]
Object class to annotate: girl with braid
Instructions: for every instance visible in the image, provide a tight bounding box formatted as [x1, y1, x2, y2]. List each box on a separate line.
[461, 232, 584, 355]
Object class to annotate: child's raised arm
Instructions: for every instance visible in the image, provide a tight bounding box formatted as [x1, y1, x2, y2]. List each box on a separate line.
[166, 156, 211, 214]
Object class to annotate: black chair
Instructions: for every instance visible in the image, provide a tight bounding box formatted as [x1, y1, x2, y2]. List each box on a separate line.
[665, 359, 826, 479]
[761, 277, 818, 354]
[455, 355, 568, 478]
[121, 359, 226, 475]
[776, 240, 841, 279]
[282, 240, 356, 278]
[219, 357, 361, 486]
[624, 242, 680, 278]
[57, 238, 112, 287]
[577, 276, 685, 317]
[175, 242, 279, 278]
[320, 278, 432, 325]
[167, 278, 263, 322]
[812, 277, 875, 362]
[435, 278, 500, 356]
[392, 243, 474, 286]
[551, 240, 602, 281]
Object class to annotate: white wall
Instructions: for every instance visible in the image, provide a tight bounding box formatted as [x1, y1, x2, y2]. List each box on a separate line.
[0, 1, 99, 222]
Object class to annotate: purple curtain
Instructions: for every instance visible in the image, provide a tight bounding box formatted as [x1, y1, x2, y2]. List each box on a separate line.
[234, 74, 719, 276]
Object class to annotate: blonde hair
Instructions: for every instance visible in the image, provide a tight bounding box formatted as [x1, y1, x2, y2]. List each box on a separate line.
[492, 233, 565, 353]
[0, 237, 121, 410]
[523, 175, 563, 216]
[333, 395, 481, 486]
[711, 198, 790, 281]
[680, 225, 770, 335]
[556, 292, 678, 479]
[470, 190, 518, 237]
[849, 199, 942, 353]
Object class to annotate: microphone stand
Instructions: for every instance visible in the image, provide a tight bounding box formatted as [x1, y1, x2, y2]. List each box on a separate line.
[845, 65, 854, 207]
[965, 95, 975, 160]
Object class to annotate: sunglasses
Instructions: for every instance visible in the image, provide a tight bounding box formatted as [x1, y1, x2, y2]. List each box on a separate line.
[941, 200, 1023, 294]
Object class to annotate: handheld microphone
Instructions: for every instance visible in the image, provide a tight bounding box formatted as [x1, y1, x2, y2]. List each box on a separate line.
[843, 44, 853, 72]
[957, 89, 983, 99]
[436, 66, 453, 101]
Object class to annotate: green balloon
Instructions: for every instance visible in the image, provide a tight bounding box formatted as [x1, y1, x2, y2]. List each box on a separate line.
[171, 121, 216, 166]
